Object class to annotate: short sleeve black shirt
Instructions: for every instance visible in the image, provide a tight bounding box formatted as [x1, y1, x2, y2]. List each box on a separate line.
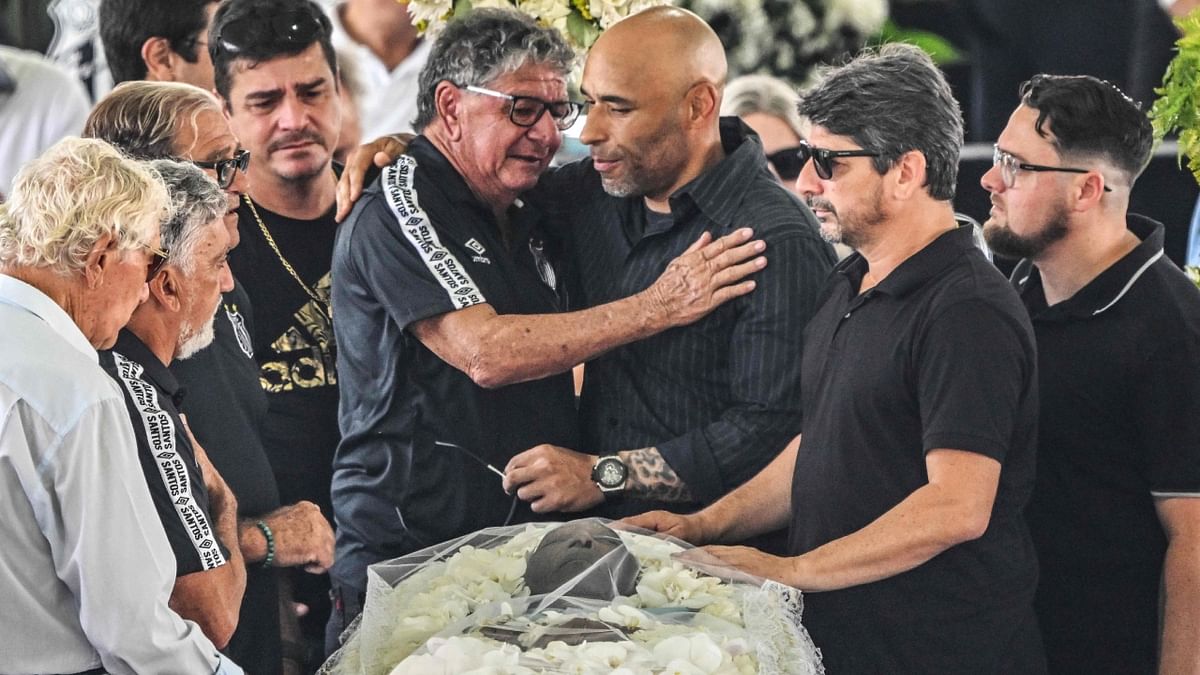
[1018, 215, 1200, 674]
[170, 279, 282, 675]
[790, 225, 1043, 673]
[330, 137, 579, 592]
[532, 118, 835, 515]
[229, 190, 340, 519]
[100, 329, 230, 577]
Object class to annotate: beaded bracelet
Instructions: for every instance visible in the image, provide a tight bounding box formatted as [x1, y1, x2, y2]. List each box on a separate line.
[255, 520, 275, 569]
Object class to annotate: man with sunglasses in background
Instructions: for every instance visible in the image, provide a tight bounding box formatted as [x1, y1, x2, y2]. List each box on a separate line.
[328, 8, 771, 650]
[982, 75, 1200, 675]
[208, 0, 345, 654]
[85, 80, 336, 675]
[95, 160, 247, 651]
[100, 0, 219, 91]
[630, 44, 1046, 673]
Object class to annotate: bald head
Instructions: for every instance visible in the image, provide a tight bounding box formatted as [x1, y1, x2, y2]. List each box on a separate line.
[579, 7, 728, 207]
[591, 6, 726, 95]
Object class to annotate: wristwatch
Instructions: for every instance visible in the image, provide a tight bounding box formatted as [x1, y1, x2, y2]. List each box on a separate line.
[591, 455, 628, 493]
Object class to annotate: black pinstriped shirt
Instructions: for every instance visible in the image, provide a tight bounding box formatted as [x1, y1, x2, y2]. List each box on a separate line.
[537, 119, 836, 515]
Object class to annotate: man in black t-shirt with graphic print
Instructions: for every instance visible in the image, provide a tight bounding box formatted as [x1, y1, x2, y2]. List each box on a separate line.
[210, 0, 344, 656]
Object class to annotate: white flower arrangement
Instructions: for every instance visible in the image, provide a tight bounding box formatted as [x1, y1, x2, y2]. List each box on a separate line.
[321, 521, 822, 675]
[677, 0, 888, 86]
[406, 0, 671, 52]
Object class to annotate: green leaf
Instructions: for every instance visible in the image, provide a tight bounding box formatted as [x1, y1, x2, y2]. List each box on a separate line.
[566, 11, 600, 50]
[453, 0, 473, 19]
[1150, 9, 1200, 185]
[871, 19, 962, 65]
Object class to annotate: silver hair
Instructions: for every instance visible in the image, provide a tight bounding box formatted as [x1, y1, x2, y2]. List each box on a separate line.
[84, 81, 223, 161]
[413, 8, 576, 131]
[722, 74, 807, 139]
[0, 137, 169, 274]
[800, 43, 963, 201]
[147, 160, 227, 274]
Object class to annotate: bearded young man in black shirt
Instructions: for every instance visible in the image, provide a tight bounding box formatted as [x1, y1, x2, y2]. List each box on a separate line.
[210, 0, 344, 656]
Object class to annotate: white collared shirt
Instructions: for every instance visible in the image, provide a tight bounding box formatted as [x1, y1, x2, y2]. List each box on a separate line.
[0, 274, 242, 675]
[328, 3, 431, 138]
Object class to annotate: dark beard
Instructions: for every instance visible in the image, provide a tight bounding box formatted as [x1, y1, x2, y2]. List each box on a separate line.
[837, 190, 886, 250]
[984, 213, 1069, 260]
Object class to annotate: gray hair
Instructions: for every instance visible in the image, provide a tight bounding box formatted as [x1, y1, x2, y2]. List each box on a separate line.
[0, 137, 169, 274]
[799, 43, 963, 201]
[148, 160, 227, 274]
[413, 8, 576, 131]
[84, 81, 224, 161]
[722, 74, 807, 139]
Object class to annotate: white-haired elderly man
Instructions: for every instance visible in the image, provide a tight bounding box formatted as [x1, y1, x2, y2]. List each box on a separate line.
[97, 159, 247, 649]
[0, 138, 243, 674]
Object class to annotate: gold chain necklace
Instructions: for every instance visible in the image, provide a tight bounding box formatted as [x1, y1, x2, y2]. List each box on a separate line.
[243, 194, 332, 321]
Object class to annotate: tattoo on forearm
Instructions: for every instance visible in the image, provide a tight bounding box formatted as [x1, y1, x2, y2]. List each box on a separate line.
[621, 447, 694, 502]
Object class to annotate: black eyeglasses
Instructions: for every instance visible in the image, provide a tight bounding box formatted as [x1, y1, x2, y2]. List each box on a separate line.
[797, 140, 880, 180]
[992, 145, 1112, 192]
[190, 150, 249, 189]
[214, 7, 329, 56]
[767, 146, 804, 181]
[145, 245, 170, 282]
[462, 85, 583, 132]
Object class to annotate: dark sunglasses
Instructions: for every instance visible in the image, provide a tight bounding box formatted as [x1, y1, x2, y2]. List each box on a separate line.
[766, 146, 804, 181]
[190, 149, 250, 190]
[462, 85, 583, 132]
[214, 7, 329, 56]
[797, 140, 880, 180]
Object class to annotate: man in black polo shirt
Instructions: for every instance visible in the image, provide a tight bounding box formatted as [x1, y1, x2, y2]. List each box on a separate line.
[631, 44, 1045, 673]
[329, 9, 765, 647]
[99, 160, 246, 648]
[983, 74, 1200, 674]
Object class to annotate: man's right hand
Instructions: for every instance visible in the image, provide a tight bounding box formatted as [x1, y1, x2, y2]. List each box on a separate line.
[336, 133, 414, 221]
[261, 501, 335, 574]
[644, 228, 767, 329]
[622, 510, 710, 545]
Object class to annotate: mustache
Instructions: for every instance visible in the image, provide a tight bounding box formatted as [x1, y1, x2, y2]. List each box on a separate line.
[806, 197, 836, 215]
[267, 130, 326, 153]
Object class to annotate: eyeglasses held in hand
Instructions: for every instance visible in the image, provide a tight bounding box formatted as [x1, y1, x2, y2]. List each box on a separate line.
[462, 85, 583, 132]
[190, 149, 250, 190]
[992, 145, 1111, 192]
[434, 440, 519, 526]
[796, 140, 880, 180]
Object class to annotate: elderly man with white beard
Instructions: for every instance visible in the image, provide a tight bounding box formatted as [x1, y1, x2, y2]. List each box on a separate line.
[98, 159, 247, 649]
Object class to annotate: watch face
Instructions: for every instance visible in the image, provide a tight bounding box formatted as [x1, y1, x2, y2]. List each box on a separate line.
[596, 457, 627, 488]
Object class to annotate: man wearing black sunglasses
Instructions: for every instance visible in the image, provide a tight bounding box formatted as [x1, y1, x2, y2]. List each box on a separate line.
[632, 44, 1045, 674]
[209, 0, 346, 655]
[983, 75, 1200, 675]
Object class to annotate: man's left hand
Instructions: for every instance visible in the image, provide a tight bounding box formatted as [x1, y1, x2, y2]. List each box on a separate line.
[678, 545, 801, 588]
[503, 444, 603, 513]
